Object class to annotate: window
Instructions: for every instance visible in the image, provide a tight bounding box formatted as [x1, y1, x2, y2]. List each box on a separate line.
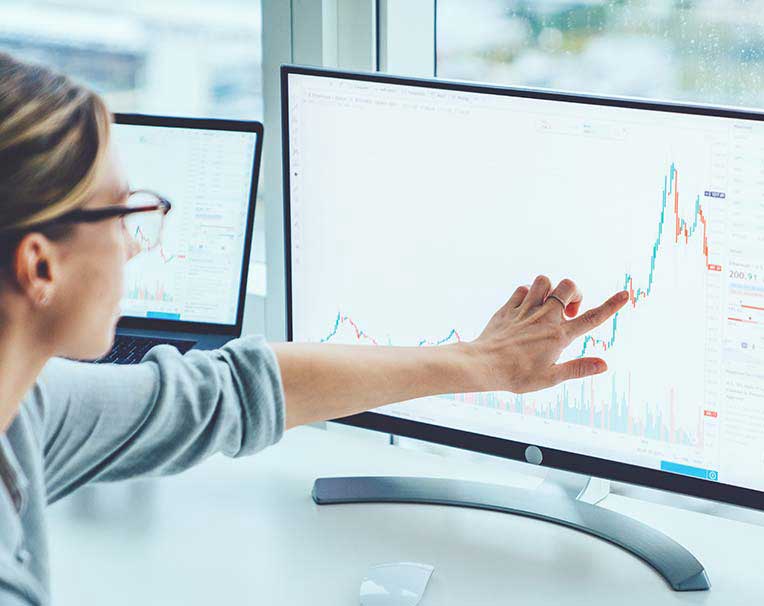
[437, 0, 764, 109]
[0, 1, 263, 119]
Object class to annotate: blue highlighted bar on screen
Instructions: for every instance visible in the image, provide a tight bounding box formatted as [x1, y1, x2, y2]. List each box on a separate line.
[146, 311, 181, 320]
[661, 461, 718, 481]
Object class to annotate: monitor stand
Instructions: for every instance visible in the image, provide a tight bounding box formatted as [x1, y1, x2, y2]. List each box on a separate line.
[312, 467, 710, 591]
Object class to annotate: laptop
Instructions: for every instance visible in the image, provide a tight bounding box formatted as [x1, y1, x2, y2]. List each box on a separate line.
[95, 114, 263, 364]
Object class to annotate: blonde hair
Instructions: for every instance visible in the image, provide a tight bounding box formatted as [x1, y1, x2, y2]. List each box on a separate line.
[0, 52, 111, 238]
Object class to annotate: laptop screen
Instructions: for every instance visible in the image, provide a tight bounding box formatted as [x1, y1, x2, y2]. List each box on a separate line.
[112, 121, 258, 327]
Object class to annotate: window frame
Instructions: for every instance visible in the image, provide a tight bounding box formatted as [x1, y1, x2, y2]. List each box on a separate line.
[258, 0, 435, 340]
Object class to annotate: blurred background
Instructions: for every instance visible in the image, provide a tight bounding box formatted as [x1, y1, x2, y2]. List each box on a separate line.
[5, 1, 764, 127]
[0, 0, 263, 119]
[437, 0, 764, 108]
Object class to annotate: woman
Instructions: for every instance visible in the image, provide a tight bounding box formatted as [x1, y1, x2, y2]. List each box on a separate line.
[0, 52, 627, 605]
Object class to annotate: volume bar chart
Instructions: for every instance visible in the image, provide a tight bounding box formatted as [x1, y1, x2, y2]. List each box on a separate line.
[126, 281, 174, 303]
[442, 375, 706, 447]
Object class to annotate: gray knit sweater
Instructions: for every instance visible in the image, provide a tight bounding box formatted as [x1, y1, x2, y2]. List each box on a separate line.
[0, 336, 285, 605]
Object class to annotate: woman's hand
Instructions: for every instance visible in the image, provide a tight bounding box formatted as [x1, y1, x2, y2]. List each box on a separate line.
[470, 275, 629, 394]
[275, 275, 629, 429]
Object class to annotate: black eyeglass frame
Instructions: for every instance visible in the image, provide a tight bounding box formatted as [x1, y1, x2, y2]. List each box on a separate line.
[0, 189, 171, 237]
[39, 189, 171, 228]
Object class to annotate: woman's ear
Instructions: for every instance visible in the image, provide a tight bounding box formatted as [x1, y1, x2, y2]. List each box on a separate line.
[12, 233, 56, 307]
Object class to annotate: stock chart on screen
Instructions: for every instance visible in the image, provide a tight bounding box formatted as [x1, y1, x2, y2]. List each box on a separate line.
[287, 74, 764, 493]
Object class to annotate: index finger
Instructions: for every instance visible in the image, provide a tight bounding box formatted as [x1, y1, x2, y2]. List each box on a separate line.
[563, 290, 629, 339]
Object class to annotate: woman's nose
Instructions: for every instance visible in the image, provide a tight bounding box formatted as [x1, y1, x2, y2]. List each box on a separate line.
[126, 231, 141, 260]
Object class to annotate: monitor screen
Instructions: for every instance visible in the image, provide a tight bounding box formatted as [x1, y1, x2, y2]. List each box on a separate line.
[285, 69, 764, 500]
[112, 122, 257, 326]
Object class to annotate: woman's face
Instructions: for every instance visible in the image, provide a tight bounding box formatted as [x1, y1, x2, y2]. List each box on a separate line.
[50, 143, 140, 360]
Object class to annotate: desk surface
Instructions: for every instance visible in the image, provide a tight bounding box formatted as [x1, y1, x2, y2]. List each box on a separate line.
[47, 425, 764, 605]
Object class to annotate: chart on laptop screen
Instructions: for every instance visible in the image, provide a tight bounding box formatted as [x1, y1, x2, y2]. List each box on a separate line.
[112, 124, 256, 326]
[287, 73, 764, 493]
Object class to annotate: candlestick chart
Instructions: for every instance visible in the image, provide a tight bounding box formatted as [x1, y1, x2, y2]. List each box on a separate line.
[319, 161, 721, 449]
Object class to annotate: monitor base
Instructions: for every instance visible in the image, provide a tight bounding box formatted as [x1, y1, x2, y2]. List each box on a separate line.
[311, 476, 710, 592]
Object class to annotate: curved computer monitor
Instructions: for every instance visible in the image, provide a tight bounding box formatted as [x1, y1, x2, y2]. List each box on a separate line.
[281, 65, 764, 512]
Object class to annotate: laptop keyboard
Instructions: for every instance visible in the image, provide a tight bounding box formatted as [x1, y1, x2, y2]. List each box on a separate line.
[96, 335, 197, 365]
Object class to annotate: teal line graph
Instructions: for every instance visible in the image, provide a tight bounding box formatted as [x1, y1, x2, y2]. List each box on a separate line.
[579, 162, 718, 357]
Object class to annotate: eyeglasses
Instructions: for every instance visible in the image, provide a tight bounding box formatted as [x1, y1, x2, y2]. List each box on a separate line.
[32, 189, 171, 252]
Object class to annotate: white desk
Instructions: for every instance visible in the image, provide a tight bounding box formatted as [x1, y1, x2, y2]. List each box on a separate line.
[47, 425, 764, 605]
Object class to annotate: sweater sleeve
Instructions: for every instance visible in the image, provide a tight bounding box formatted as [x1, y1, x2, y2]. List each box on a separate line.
[0, 585, 35, 606]
[35, 335, 285, 504]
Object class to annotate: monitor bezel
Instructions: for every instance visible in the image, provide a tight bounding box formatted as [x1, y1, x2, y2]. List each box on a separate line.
[114, 113, 263, 336]
[281, 64, 764, 512]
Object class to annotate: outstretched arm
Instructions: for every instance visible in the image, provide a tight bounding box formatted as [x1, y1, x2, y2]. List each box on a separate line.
[35, 275, 625, 502]
[274, 276, 629, 429]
